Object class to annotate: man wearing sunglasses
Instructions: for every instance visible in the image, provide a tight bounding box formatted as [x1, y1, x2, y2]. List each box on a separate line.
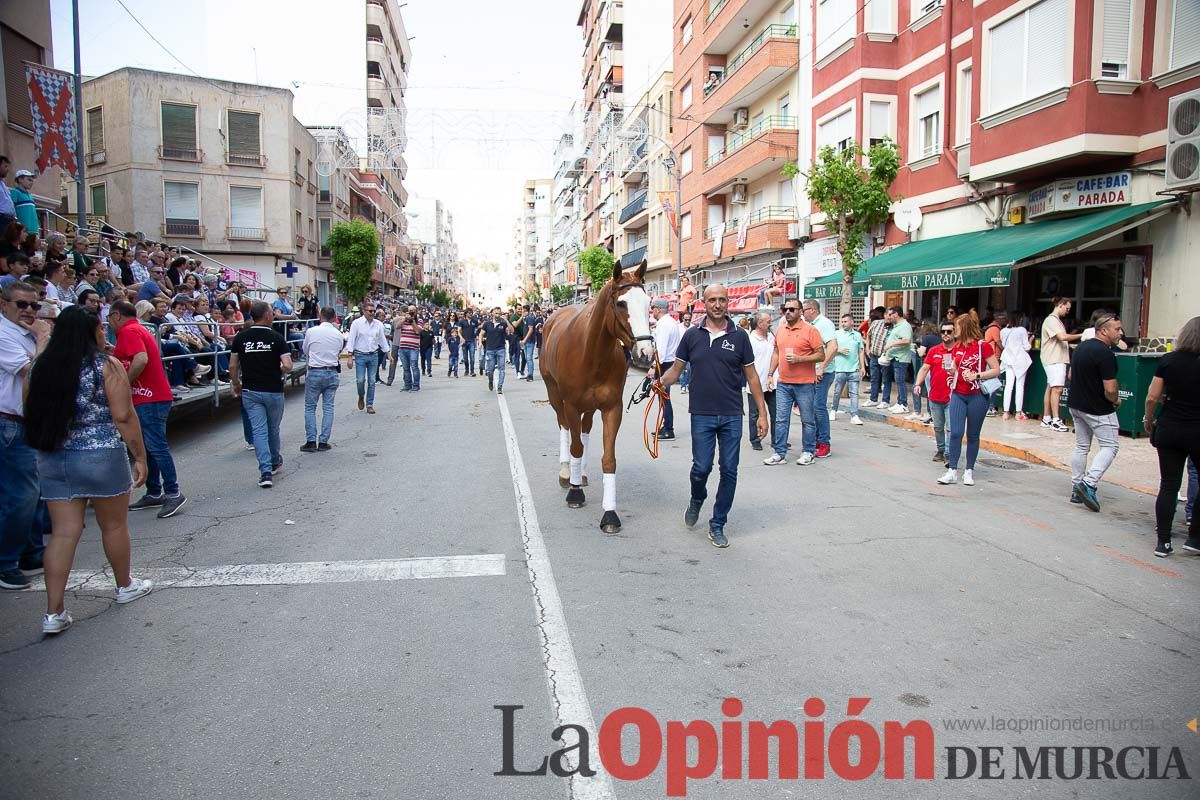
[912, 323, 957, 463]
[0, 282, 52, 589]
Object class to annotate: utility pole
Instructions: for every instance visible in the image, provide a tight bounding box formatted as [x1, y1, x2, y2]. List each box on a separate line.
[72, 0, 86, 231]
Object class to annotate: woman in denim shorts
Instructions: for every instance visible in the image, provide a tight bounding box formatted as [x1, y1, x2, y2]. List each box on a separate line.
[23, 306, 154, 635]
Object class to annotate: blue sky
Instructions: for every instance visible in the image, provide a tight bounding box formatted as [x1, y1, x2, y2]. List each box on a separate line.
[50, 0, 582, 263]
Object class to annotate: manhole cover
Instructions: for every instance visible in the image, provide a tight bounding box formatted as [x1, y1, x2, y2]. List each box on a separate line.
[364, 452, 378, 458]
[978, 458, 1028, 470]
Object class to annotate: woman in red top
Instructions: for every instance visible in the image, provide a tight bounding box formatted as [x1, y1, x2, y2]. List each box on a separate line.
[937, 314, 1001, 486]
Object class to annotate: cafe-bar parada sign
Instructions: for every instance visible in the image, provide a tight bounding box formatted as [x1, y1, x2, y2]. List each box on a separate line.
[1027, 171, 1132, 220]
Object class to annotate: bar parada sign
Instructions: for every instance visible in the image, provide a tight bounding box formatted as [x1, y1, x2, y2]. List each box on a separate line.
[870, 266, 1011, 292]
[1027, 171, 1132, 220]
[804, 280, 869, 299]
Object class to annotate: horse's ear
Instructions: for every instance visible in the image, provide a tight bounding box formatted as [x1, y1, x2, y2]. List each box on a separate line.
[611, 258, 623, 283]
[635, 260, 647, 281]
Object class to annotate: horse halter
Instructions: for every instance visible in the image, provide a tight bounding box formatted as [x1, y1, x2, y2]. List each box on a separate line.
[611, 280, 654, 349]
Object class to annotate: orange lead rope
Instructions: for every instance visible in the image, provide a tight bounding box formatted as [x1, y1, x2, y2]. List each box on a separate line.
[643, 349, 670, 459]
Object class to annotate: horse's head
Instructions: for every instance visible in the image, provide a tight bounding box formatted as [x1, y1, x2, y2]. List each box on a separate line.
[610, 260, 654, 362]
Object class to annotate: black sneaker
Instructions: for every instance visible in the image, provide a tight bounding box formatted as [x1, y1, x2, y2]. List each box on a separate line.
[1155, 540, 1174, 558]
[0, 569, 31, 590]
[129, 493, 165, 511]
[300, 441, 318, 453]
[317, 442, 332, 451]
[708, 527, 729, 548]
[1183, 537, 1200, 554]
[932, 451, 944, 462]
[497, 387, 503, 395]
[684, 500, 702, 529]
[18, 558, 44, 576]
[258, 473, 273, 488]
[488, 375, 494, 391]
[1069, 487, 1084, 504]
[156, 494, 187, 519]
[1076, 482, 1100, 512]
[271, 460, 283, 474]
[751, 440, 763, 451]
[657, 431, 675, 440]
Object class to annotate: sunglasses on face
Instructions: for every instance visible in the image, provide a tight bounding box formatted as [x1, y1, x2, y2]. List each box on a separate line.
[783, 306, 800, 312]
[12, 300, 42, 311]
[941, 330, 954, 335]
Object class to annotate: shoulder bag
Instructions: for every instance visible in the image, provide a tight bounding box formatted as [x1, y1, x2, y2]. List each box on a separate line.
[977, 340, 1002, 398]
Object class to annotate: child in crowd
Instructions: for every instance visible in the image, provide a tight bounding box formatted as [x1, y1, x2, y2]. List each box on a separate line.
[447, 326, 462, 377]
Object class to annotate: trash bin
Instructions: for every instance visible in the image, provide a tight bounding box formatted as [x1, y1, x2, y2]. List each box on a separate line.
[1114, 352, 1163, 438]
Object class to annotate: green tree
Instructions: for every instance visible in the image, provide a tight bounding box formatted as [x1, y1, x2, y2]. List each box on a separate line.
[549, 283, 574, 304]
[579, 245, 616, 292]
[414, 283, 433, 302]
[782, 139, 899, 315]
[327, 220, 378, 305]
[431, 287, 452, 307]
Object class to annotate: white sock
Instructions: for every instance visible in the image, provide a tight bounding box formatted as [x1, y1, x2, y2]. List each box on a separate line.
[559, 428, 570, 463]
[602, 473, 616, 511]
[569, 456, 582, 486]
[581, 432, 591, 479]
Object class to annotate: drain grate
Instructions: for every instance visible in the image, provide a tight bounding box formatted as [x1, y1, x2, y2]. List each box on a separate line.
[978, 457, 1029, 470]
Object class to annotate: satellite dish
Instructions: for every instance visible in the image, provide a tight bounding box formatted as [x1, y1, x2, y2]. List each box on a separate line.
[894, 202, 923, 234]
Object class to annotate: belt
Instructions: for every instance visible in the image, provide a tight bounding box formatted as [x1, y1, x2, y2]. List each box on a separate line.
[0, 412, 23, 422]
[352, 351, 378, 356]
[308, 365, 338, 370]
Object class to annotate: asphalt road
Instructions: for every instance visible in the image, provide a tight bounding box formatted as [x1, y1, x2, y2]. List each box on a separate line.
[1, 357, 1197, 800]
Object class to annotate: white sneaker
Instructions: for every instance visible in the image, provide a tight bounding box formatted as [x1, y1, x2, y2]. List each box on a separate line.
[828, 410, 837, 422]
[762, 453, 785, 465]
[244, 442, 256, 450]
[890, 404, 908, 414]
[937, 468, 957, 485]
[792, 405, 802, 416]
[850, 415, 863, 426]
[115, 577, 154, 605]
[905, 412, 922, 421]
[193, 365, 212, 377]
[42, 610, 72, 635]
[963, 469, 975, 486]
[796, 452, 815, 465]
[919, 415, 933, 424]
[860, 400, 876, 408]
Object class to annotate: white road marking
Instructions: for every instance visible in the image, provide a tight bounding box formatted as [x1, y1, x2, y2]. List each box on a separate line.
[27, 554, 506, 592]
[497, 394, 616, 800]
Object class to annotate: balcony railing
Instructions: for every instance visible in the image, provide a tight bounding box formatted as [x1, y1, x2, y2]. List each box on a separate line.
[706, 0, 728, 25]
[704, 24, 799, 97]
[620, 241, 648, 269]
[159, 146, 201, 162]
[618, 188, 648, 224]
[225, 151, 265, 167]
[227, 226, 266, 240]
[162, 221, 202, 237]
[706, 116, 799, 168]
[706, 205, 796, 238]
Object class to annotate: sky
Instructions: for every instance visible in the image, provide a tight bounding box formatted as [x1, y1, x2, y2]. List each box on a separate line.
[50, 0, 582, 265]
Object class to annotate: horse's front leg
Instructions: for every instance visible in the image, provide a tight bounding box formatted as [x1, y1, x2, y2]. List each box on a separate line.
[598, 404, 621, 534]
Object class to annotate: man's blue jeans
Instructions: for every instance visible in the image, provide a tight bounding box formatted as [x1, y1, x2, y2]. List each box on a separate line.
[242, 390, 284, 475]
[462, 341, 477, 374]
[689, 414, 742, 530]
[420, 346, 433, 376]
[868, 355, 883, 402]
[485, 348, 506, 389]
[522, 342, 536, 378]
[134, 400, 178, 497]
[354, 352, 380, 403]
[0, 418, 43, 571]
[774, 382, 816, 457]
[162, 340, 197, 387]
[813, 370, 833, 446]
[830, 372, 860, 415]
[890, 360, 910, 406]
[304, 369, 339, 444]
[398, 348, 420, 389]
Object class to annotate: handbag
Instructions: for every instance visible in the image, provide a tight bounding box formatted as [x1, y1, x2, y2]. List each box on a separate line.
[977, 340, 1002, 398]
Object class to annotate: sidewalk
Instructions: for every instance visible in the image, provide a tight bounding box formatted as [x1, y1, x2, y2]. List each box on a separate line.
[853, 402, 1161, 496]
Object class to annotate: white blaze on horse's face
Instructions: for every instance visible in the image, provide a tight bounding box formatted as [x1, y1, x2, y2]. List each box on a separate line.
[621, 286, 654, 361]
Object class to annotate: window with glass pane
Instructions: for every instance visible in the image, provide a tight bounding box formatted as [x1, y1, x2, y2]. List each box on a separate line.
[986, 0, 1068, 114]
[164, 181, 200, 235]
[90, 184, 106, 217]
[227, 110, 261, 163]
[161, 103, 198, 158]
[915, 86, 941, 158]
[868, 101, 890, 147]
[3, 25, 41, 129]
[87, 107, 104, 153]
[818, 109, 853, 152]
[229, 186, 263, 238]
[1171, 0, 1200, 70]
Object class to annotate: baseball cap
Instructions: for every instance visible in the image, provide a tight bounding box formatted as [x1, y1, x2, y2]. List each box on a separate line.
[14, 169, 35, 179]
[650, 298, 670, 310]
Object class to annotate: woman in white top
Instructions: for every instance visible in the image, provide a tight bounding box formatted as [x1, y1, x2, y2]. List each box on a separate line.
[999, 311, 1033, 420]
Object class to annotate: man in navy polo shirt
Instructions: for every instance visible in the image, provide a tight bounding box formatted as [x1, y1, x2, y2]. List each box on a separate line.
[657, 284, 770, 548]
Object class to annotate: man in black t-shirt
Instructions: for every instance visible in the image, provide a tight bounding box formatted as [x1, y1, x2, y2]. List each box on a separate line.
[520, 307, 539, 381]
[481, 307, 512, 394]
[656, 284, 770, 548]
[1067, 313, 1123, 512]
[459, 313, 479, 376]
[231, 301, 293, 488]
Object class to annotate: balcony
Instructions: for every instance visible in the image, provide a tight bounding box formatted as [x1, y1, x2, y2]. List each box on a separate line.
[621, 140, 648, 183]
[706, 205, 795, 238]
[158, 146, 201, 162]
[600, 43, 623, 82]
[162, 221, 203, 238]
[703, 42, 800, 125]
[225, 151, 266, 167]
[601, 1, 622, 41]
[705, 0, 728, 25]
[620, 239, 648, 269]
[707, 115, 798, 168]
[227, 226, 266, 241]
[618, 188, 648, 225]
[704, 24, 798, 99]
[296, 234, 307, 248]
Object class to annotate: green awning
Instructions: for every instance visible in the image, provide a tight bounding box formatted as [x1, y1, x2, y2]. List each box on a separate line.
[862, 200, 1173, 292]
[803, 270, 868, 299]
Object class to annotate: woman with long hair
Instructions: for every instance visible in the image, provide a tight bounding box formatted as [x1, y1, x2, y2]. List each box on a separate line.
[23, 306, 153, 634]
[937, 312, 1002, 487]
[1145, 316, 1200, 557]
[999, 309, 1033, 419]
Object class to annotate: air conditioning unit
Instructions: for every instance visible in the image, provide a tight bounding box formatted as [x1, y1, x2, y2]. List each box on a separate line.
[787, 218, 811, 240]
[733, 108, 749, 129]
[731, 183, 748, 204]
[1166, 89, 1200, 191]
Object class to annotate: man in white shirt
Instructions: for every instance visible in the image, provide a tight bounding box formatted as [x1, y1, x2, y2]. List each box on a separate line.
[649, 298, 683, 440]
[342, 303, 388, 413]
[301, 306, 346, 451]
[747, 311, 777, 451]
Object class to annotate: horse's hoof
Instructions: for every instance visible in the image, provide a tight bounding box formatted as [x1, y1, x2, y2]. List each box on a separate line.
[600, 510, 621, 534]
[566, 487, 586, 508]
[559, 475, 571, 488]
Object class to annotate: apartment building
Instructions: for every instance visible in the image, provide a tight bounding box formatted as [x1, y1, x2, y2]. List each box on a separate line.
[308, 126, 356, 305]
[578, 0, 626, 256]
[407, 196, 462, 292]
[72, 67, 320, 291]
[518, 178, 554, 297]
[366, 0, 411, 266]
[795, 0, 1200, 339]
[551, 128, 584, 289]
[1, 2, 59, 213]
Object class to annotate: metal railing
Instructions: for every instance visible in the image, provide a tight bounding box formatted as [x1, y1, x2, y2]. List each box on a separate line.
[225, 151, 266, 167]
[227, 226, 266, 240]
[706, 0, 728, 25]
[706, 206, 797, 237]
[618, 188, 648, 223]
[158, 146, 201, 161]
[704, 24, 799, 97]
[706, 115, 799, 167]
[163, 221, 203, 237]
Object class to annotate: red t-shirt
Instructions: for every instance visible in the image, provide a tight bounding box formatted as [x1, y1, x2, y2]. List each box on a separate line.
[113, 321, 174, 404]
[949, 340, 995, 396]
[924, 343, 954, 404]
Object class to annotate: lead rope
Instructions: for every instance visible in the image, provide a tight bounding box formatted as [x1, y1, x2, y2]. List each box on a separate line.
[642, 349, 670, 459]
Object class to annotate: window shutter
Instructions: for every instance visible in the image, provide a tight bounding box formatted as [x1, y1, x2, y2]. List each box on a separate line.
[3, 25, 42, 130]
[1027, 0, 1069, 97]
[87, 107, 104, 152]
[1101, 0, 1132, 67]
[988, 12, 1026, 113]
[164, 182, 200, 221]
[161, 103, 197, 152]
[916, 86, 941, 120]
[1172, 0, 1200, 69]
[227, 110, 260, 156]
[90, 184, 107, 217]
[869, 101, 890, 141]
[229, 187, 262, 228]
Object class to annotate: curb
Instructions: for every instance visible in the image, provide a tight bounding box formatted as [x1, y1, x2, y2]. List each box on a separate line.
[852, 406, 1157, 497]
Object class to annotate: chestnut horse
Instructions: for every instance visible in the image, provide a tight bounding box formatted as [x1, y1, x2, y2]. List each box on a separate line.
[540, 260, 654, 533]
